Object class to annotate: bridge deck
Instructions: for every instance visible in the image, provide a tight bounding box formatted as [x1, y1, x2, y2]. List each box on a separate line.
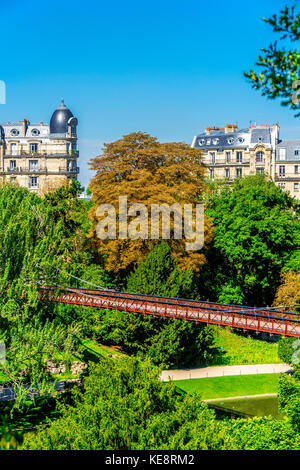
[40, 287, 300, 338]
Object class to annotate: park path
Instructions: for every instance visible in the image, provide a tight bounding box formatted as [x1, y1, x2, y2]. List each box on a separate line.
[160, 363, 291, 382]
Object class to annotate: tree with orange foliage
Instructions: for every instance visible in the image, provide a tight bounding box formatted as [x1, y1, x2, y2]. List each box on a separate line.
[273, 271, 300, 312]
[89, 132, 213, 273]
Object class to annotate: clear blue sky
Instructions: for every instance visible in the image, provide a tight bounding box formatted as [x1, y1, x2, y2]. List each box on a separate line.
[0, 0, 298, 189]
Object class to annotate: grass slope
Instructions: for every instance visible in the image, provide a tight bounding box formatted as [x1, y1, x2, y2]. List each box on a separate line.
[209, 327, 280, 366]
[175, 373, 280, 400]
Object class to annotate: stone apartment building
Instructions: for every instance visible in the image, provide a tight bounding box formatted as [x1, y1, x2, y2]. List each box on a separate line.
[0, 100, 79, 196]
[191, 123, 300, 200]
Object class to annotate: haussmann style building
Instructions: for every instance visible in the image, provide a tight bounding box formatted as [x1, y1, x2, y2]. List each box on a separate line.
[191, 123, 300, 200]
[0, 100, 79, 196]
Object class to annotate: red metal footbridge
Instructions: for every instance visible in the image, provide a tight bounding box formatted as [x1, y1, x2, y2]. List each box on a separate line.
[40, 286, 300, 338]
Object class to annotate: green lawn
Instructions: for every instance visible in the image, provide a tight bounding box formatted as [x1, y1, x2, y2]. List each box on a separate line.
[80, 338, 124, 358]
[209, 327, 280, 366]
[175, 373, 281, 400]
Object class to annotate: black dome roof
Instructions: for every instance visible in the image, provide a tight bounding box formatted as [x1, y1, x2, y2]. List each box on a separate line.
[50, 99, 74, 134]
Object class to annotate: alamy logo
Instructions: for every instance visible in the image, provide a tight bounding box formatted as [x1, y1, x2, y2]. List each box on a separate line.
[96, 196, 204, 251]
[0, 81, 6, 104]
[291, 339, 300, 365]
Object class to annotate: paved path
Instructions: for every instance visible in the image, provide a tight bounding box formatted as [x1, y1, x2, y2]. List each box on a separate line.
[160, 363, 291, 382]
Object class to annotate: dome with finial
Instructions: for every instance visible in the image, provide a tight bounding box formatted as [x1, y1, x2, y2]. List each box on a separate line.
[50, 99, 74, 134]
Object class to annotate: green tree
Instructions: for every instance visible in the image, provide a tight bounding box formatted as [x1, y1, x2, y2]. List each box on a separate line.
[244, 3, 300, 115]
[22, 356, 227, 450]
[206, 175, 300, 305]
[127, 242, 194, 298]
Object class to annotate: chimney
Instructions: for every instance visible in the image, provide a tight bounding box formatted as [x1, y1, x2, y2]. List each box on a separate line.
[205, 126, 224, 135]
[22, 119, 29, 136]
[225, 124, 238, 134]
[272, 122, 280, 144]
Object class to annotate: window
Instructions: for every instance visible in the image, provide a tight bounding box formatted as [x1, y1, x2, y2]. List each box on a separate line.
[278, 182, 285, 188]
[227, 137, 234, 144]
[66, 143, 70, 154]
[225, 169, 230, 179]
[30, 143, 38, 153]
[31, 129, 40, 136]
[9, 160, 16, 170]
[210, 152, 216, 164]
[295, 150, 299, 156]
[206, 139, 211, 145]
[226, 151, 231, 163]
[256, 168, 264, 174]
[29, 160, 38, 171]
[10, 143, 17, 155]
[209, 168, 214, 180]
[71, 126, 76, 136]
[212, 138, 219, 145]
[279, 165, 285, 177]
[67, 160, 77, 171]
[256, 151, 264, 163]
[10, 128, 19, 136]
[10, 177, 16, 184]
[295, 165, 299, 174]
[236, 168, 242, 177]
[279, 149, 286, 161]
[29, 177, 38, 188]
[294, 183, 299, 192]
[236, 152, 242, 163]
[71, 142, 77, 152]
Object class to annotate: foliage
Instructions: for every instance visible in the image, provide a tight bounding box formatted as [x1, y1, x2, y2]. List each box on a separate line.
[278, 373, 300, 432]
[22, 356, 300, 450]
[22, 357, 227, 450]
[244, 3, 300, 116]
[278, 336, 297, 363]
[273, 271, 300, 312]
[0, 182, 101, 405]
[127, 242, 194, 298]
[206, 175, 300, 305]
[226, 416, 300, 450]
[89, 131, 213, 273]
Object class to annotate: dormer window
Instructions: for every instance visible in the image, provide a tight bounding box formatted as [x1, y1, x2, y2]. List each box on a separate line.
[227, 137, 234, 144]
[31, 128, 40, 136]
[10, 128, 19, 136]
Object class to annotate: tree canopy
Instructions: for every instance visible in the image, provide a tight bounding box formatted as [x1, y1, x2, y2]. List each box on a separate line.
[89, 132, 213, 273]
[206, 175, 300, 305]
[244, 3, 300, 115]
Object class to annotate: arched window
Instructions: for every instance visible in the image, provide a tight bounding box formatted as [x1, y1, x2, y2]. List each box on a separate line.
[256, 151, 265, 163]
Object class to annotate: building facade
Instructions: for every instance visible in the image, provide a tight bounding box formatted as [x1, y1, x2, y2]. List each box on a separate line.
[0, 100, 79, 196]
[191, 123, 300, 200]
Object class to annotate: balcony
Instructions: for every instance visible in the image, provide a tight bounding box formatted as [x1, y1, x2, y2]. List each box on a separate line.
[275, 174, 300, 182]
[1, 166, 80, 176]
[4, 151, 79, 158]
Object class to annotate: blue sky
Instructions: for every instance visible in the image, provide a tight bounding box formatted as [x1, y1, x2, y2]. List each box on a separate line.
[0, 0, 298, 189]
